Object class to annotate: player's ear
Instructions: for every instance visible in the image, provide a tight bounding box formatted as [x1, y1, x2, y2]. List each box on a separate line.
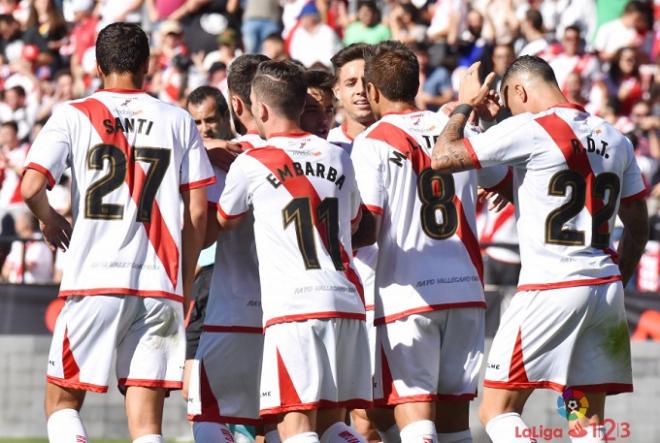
[515, 83, 528, 104]
[231, 95, 242, 117]
[333, 85, 341, 101]
[258, 102, 269, 123]
[366, 82, 378, 103]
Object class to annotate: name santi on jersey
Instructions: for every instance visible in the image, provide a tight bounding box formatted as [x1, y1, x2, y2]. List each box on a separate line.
[266, 161, 346, 189]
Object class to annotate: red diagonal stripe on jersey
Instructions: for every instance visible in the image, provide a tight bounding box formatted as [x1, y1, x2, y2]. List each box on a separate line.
[367, 122, 483, 283]
[71, 99, 179, 288]
[535, 113, 606, 235]
[247, 147, 364, 301]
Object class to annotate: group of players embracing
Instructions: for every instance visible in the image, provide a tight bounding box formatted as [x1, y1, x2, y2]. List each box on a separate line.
[22, 20, 649, 443]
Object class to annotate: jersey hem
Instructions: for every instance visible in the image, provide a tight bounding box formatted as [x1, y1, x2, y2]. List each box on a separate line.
[462, 139, 482, 169]
[374, 392, 477, 406]
[188, 414, 262, 426]
[180, 176, 217, 191]
[620, 188, 650, 204]
[374, 301, 487, 325]
[203, 325, 263, 333]
[484, 380, 633, 395]
[259, 398, 372, 416]
[118, 378, 183, 390]
[265, 311, 366, 328]
[516, 275, 621, 292]
[25, 162, 55, 190]
[59, 288, 183, 302]
[363, 204, 384, 215]
[46, 376, 108, 393]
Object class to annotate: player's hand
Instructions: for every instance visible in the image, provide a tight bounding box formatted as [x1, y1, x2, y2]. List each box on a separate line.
[475, 90, 501, 122]
[205, 139, 244, 171]
[40, 209, 73, 251]
[478, 188, 509, 212]
[458, 62, 496, 107]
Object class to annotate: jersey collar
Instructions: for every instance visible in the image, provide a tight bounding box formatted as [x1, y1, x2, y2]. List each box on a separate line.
[269, 131, 311, 138]
[97, 88, 146, 94]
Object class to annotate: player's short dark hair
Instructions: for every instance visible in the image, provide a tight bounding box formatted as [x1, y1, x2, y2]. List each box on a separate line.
[251, 60, 307, 120]
[364, 40, 419, 102]
[564, 24, 581, 35]
[501, 55, 559, 91]
[624, 0, 648, 14]
[304, 69, 334, 95]
[1, 120, 18, 133]
[331, 43, 370, 81]
[96, 23, 150, 75]
[227, 54, 269, 105]
[186, 86, 229, 115]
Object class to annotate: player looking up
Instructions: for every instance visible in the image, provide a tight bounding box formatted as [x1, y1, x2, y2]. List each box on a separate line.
[352, 41, 509, 443]
[217, 60, 372, 443]
[431, 56, 649, 443]
[21, 23, 214, 443]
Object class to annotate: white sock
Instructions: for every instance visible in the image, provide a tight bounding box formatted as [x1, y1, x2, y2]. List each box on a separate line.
[132, 434, 163, 443]
[569, 424, 606, 442]
[377, 424, 401, 443]
[320, 422, 367, 443]
[436, 430, 472, 443]
[47, 408, 88, 443]
[193, 422, 236, 443]
[266, 429, 283, 443]
[282, 432, 320, 443]
[399, 420, 437, 443]
[485, 413, 535, 443]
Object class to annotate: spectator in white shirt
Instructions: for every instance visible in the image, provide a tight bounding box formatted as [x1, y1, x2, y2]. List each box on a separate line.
[1, 211, 53, 284]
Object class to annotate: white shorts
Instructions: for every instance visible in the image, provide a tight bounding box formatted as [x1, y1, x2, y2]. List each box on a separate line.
[259, 318, 372, 416]
[366, 308, 376, 378]
[187, 331, 264, 425]
[484, 282, 633, 394]
[374, 308, 484, 405]
[47, 295, 185, 393]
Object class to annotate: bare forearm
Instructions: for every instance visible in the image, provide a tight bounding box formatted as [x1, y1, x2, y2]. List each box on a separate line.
[431, 110, 473, 172]
[616, 200, 649, 286]
[352, 210, 377, 249]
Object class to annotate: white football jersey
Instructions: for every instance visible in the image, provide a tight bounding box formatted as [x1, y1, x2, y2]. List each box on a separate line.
[204, 133, 267, 331]
[465, 103, 648, 291]
[24, 89, 215, 301]
[477, 199, 520, 264]
[352, 110, 508, 324]
[218, 132, 365, 328]
[327, 123, 354, 154]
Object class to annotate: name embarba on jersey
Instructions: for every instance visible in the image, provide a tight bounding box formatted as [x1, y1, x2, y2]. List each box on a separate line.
[352, 110, 508, 325]
[204, 133, 266, 331]
[464, 103, 648, 291]
[218, 132, 365, 328]
[24, 89, 215, 302]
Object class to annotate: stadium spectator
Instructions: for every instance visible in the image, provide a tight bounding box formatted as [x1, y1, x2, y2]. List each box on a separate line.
[388, 3, 426, 45]
[288, 1, 342, 68]
[261, 32, 286, 60]
[413, 43, 454, 111]
[23, 0, 67, 74]
[0, 85, 35, 140]
[516, 9, 548, 56]
[241, 0, 281, 53]
[343, 1, 390, 45]
[0, 120, 27, 209]
[593, 47, 644, 117]
[1, 210, 53, 283]
[593, 0, 653, 62]
[549, 25, 600, 96]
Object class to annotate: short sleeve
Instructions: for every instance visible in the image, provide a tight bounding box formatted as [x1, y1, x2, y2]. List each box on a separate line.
[477, 165, 511, 190]
[206, 167, 226, 206]
[179, 116, 216, 191]
[218, 156, 250, 219]
[24, 106, 72, 189]
[464, 113, 537, 169]
[620, 144, 649, 204]
[351, 136, 386, 215]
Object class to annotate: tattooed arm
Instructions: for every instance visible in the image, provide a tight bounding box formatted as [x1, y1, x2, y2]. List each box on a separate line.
[431, 110, 475, 173]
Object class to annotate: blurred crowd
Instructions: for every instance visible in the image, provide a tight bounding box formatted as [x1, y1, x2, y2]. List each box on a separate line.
[0, 0, 658, 287]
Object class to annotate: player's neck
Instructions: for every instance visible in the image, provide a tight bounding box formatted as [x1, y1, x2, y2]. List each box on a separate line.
[535, 88, 570, 113]
[345, 117, 368, 139]
[378, 100, 418, 117]
[262, 118, 305, 139]
[101, 72, 144, 91]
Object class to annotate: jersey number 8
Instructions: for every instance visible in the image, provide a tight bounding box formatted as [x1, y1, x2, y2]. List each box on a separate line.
[417, 169, 458, 240]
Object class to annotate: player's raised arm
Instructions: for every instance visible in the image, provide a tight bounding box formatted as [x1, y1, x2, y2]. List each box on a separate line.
[431, 62, 496, 173]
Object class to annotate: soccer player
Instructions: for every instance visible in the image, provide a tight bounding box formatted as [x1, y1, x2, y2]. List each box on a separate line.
[187, 54, 269, 443]
[300, 69, 335, 139]
[182, 85, 235, 403]
[217, 60, 371, 443]
[327, 44, 375, 154]
[328, 43, 388, 443]
[352, 42, 509, 443]
[431, 56, 649, 443]
[21, 23, 214, 443]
